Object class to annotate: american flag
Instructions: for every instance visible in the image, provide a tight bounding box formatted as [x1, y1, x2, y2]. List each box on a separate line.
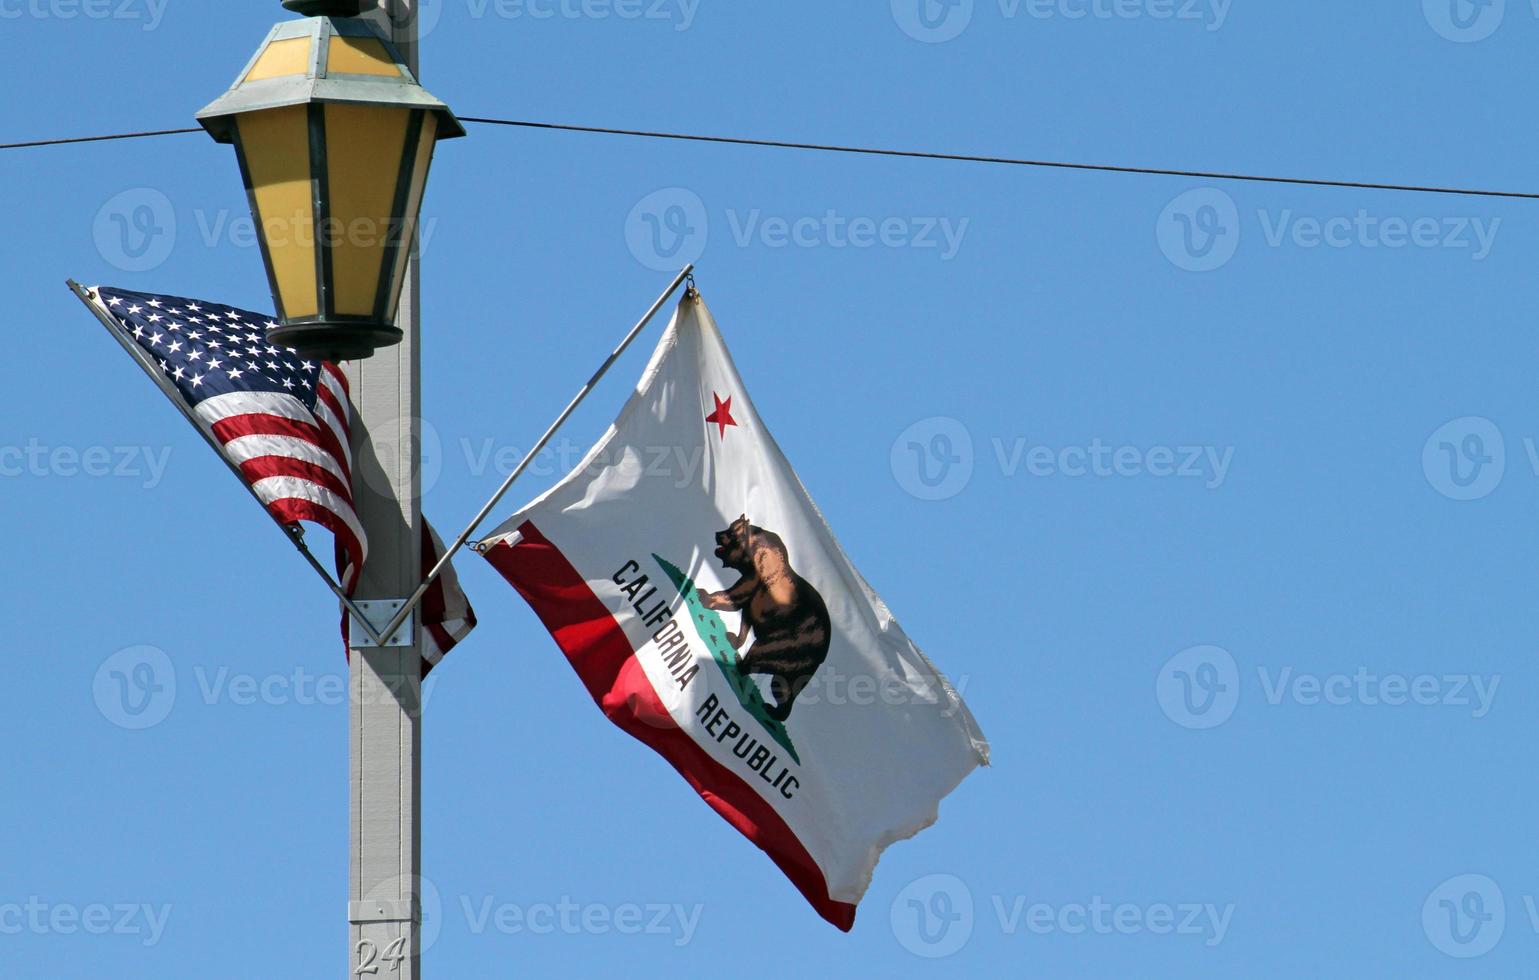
[90, 286, 474, 672]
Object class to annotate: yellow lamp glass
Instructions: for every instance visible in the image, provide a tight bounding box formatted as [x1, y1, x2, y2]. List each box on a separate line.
[198, 8, 463, 361]
[384, 121, 439, 319]
[243, 36, 312, 82]
[235, 105, 318, 319]
[327, 35, 401, 77]
[323, 105, 409, 317]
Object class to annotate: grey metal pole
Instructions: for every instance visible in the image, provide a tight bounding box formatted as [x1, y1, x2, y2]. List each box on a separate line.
[347, 2, 425, 976]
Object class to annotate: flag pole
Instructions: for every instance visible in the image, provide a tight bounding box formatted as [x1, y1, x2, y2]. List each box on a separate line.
[66, 279, 386, 646]
[374, 263, 695, 645]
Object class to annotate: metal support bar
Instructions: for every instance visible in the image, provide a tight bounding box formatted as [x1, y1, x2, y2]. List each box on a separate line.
[68, 279, 385, 646]
[373, 264, 695, 644]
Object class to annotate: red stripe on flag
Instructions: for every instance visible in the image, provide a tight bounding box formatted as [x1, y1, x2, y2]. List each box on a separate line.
[313, 378, 351, 444]
[321, 362, 350, 399]
[210, 413, 352, 487]
[424, 622, 455, 660]
[319, 364, 353, 440]
[418, 523, 474, 674]
[269, 496, 365, 591]
[419, 525, 450, 627]
[483, 521, 858, 932]
[237, 455, 353, 506]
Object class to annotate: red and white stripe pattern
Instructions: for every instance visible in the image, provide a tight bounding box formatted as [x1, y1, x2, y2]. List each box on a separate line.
[193, 364, 367, 590]
[421, 522, 477, 672]
[92, 287, 475, 669]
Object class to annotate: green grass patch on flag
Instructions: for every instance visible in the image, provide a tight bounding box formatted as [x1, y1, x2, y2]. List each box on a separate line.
[653, 554, 801, 765]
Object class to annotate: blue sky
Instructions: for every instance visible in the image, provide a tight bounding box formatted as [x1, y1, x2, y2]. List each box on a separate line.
[5, 1, 1539, 976]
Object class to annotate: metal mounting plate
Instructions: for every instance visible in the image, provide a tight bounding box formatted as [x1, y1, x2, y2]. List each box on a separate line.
[349, 599, 414, 648]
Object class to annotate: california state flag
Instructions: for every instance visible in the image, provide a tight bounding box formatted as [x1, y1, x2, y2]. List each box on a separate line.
[480, 291, 989, 930]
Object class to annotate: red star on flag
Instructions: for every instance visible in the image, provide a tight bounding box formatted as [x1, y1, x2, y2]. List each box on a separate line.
[706, 392, 738, 439]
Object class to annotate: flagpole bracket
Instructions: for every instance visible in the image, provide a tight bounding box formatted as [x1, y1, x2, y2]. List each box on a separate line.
[367, 264, 695, 649]
[349, 599, 415, 648]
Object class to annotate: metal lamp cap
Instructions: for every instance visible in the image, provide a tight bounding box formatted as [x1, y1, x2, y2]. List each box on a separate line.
[281, 0, 367, 15]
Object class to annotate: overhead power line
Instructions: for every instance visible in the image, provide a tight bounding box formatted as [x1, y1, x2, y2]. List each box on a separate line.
[0, 127, 202, 150]
[5, 117, 1536, 202]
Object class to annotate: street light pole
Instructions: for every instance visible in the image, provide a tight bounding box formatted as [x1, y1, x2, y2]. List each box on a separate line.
[194, 2, 456, 972]
[347, 1, 424, 975]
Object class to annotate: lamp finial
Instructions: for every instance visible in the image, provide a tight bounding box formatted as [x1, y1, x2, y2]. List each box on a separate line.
[281, 0, 367, 16]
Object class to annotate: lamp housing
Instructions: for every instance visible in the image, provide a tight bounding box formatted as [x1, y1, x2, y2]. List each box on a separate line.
[197, 4, 463, 361]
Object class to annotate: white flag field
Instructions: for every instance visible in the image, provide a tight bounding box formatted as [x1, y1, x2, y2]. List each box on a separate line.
[480, 293, 989, 929]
